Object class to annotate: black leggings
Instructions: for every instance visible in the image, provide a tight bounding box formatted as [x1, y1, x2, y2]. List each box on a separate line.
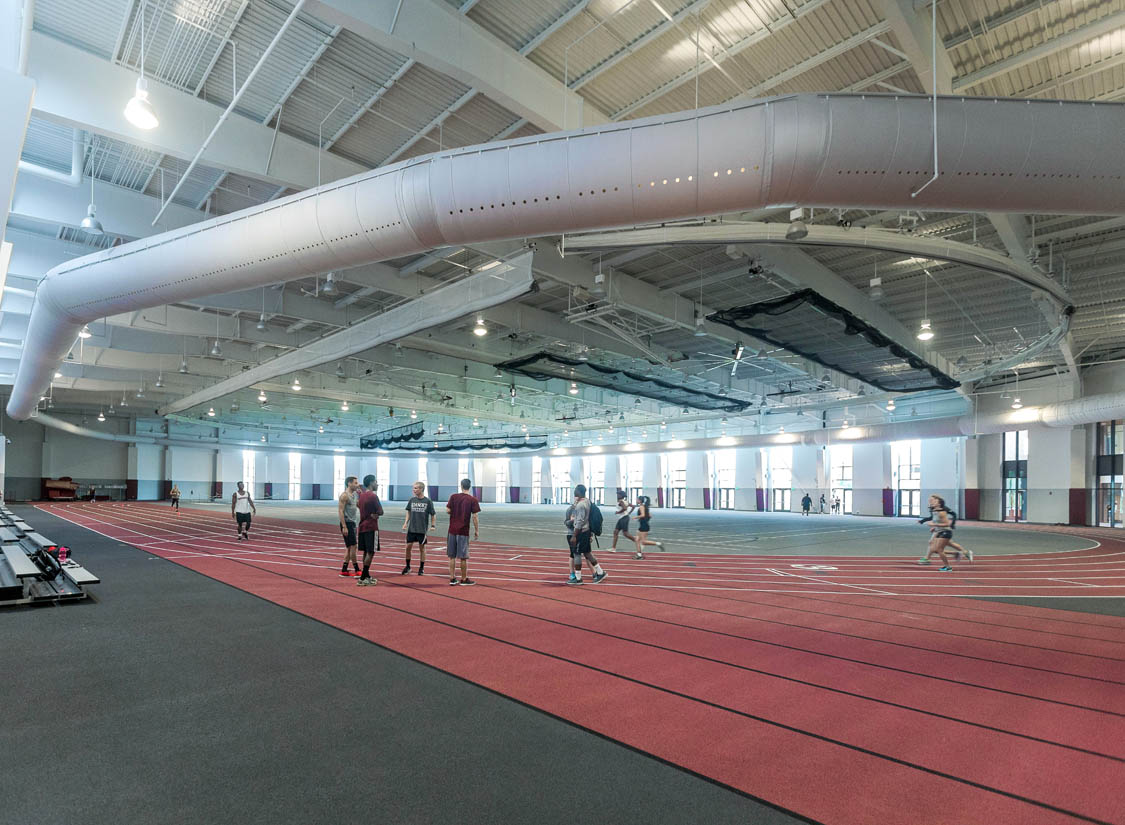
[171, 499, 179, 510]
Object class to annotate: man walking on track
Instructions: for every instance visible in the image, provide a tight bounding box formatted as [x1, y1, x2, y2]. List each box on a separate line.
[801, 493, 812, 516]
[338, 476, 361, 578]
[231, 482, 256, 541]
[402, 481, 435, 576]
[445, 478, 480, 586]
[356, 474, 383, 586]
[568, 484, 607, 585]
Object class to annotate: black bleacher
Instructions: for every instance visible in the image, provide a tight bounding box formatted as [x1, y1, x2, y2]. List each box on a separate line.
[0, 505, 100, 607]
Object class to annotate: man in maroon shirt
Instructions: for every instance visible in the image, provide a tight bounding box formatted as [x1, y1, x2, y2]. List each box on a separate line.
[445, 478, 480, 586]
[356, 474, 384, 586]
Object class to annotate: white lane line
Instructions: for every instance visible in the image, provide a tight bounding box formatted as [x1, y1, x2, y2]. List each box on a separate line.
[510, 555, 523, 560]
[1049, 578, 1099, 587]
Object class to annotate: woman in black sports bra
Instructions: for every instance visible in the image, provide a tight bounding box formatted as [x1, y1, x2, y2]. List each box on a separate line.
[920, 495, 956, 571]
[610, 490, 636, 552]
[631, 495, 664, 559]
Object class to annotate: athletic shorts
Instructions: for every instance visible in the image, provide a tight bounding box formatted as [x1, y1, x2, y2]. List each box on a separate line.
[935, 529, 954, 539]
[358, 530, 379, 554]
[638, 518, 651, 533]
[236, 512, 252, 526]
[615, 516, 630, 532]
[446, 534, 470, 559]
[572, 530, 592, 558]
[406, 531, 428, 545]
[342, 520, 357, 547]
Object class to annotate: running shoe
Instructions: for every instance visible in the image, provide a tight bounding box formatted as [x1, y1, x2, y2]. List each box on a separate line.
[634, 552, 644, 560]
[459, 578, 476, 586]
[338, 570, 352, 578]
[356, 577, 376, 586]
[654, 541, 665, 551]
[569, 577, 583, 585]
[567, 574, 578, 584]
[917, 557, 930, 565]
[351, 570, 363, 577]
[593, 571, 608, 584]
[401, 563, 411, 575]
[417, 564, 424, 575]
[966, 548, 974, 562]
[449, 578, 459, 585]
[938, 566, 953, 572]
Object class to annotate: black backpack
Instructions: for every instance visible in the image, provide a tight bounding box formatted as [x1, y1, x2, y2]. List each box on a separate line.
[588, 501, 604, 536]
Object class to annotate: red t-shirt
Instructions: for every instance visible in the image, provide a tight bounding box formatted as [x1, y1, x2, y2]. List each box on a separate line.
[446, 492, 480, 536]
[357, 490, 383, 533]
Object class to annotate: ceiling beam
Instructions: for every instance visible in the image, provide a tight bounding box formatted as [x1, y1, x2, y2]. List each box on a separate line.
[953, 11, 1125, 91]
[880, 0, 954, 95]
[943, 0, 1053, 50]
[519, 0, 593, 56]
[306, 0, 608, 130]
[25, 33, 365, 192]
[611, 0, 835, 119]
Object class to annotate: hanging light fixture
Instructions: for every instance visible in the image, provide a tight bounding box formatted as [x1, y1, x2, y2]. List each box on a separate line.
[410, 409, 417, 419]
[97, 410, 105, 422]
[779, 425, 785, 433]
[568, 382, 579, 395]
[80, 172, 104, 236]
[318, 425, 324, 433]
[472, 317, 488, 337]
[261, 434, 267, 442]
[472, 417, 480, 427]
[785, 208, 808, 241]
[256, 313, 267, 331]
[335, 361, 346, 379]
[78, 325, 92, 339]
[258, 389, 267, 403]
[119, 391, 128, 408]
[886, 398, 896, 412]
[341, 400, 350, 411]
[1011, 397, 1023, 409]
[230, 402, 239, 413]
[124, 7, 158, 129]
[207, 407, 215, 417]
[291, 377, 301, 391]
[916, 270, 934, 340]
[54, 371, 62, 379]
[179, 357, 189, 374]
[210, 339, 222, 357]
[916, 320, 934, 341]
[322, 273, 338, 297]
[154, 373, 164, 388]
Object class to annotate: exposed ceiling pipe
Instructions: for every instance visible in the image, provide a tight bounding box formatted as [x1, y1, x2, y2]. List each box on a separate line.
[10, 94, 1125, 420]
[18, 128, 83, 187]
[17, 0, 35, 75]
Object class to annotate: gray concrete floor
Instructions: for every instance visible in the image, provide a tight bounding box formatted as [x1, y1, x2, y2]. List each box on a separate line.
[187, 500, 1097, 557]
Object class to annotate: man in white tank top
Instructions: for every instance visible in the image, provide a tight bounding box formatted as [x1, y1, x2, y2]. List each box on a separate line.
[231, 481, 256, 541]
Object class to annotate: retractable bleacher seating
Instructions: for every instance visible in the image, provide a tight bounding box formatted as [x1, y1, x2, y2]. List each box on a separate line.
[0, 504, 99, 607]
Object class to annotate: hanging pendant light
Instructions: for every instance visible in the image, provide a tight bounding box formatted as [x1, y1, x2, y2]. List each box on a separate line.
[341, 400, 349, 412]
[257, 389, 267, 403]
[210, 339, 222, 357]
[291, 377, 301, 391]
[207, 407, 215, 417]
[322, 273, 338, 297]
[78, 325, 92, 339]
[472, 317, 488, 337]
[916, 320, 934, 341]
[568, 381, 579, 395]
[124, 9, 158, 129]
[119, 391, 128, 408]
[179, 356, 189, 374]
[97, 410, 106, 422]
[256, 313, 267, 331]
[80, 204, 104, 236]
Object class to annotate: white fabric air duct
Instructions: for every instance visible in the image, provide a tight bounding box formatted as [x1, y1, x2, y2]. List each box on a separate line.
[10, 94, 1125, 419]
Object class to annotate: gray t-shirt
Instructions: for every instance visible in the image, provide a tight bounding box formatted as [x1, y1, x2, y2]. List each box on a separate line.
[571, 498, 591, 533]
[343, 490, 359, 523]
[404, 496, 435, 533]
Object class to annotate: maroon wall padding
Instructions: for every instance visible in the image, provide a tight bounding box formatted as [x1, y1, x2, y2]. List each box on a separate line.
[1069, 488, 1087, 526]
[125, 479, 138, 500]
[756, 488, 765, 510]
[473, 486, 483, 500]
[882, 488, 894, 516]
[429, 485, 439, 502]
[212, 481, 222, 498]
[963, 488, 980, 520]
[509, 486, 520, 503]
[702, 488, 711, 509]
[263, 482, 272, 498]
[312, 483, 321, 500]
[656, 487, 664, 508]
[162, 480, 173, 499]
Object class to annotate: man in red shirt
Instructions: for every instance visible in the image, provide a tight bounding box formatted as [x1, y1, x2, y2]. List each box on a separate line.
[445, 478, 480, 586]
[356, 474, 384, 586]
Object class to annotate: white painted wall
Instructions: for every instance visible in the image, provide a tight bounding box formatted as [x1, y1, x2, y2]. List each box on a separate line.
[920, 437, 962, 513]
[852, 443, 889, 516]
[167, 446, 214, 499]
[1027, 427, 1081, 524]
[977, 434, 1003, 520]
[734, 447, 761, 510]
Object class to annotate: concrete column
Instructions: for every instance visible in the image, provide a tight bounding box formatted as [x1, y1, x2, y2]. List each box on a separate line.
[603, 455, 621, 502]
[978, 434, 1003, 520]
[734, 448, 761, 510]
[792, 445, 820, 513]
[642, 453, 662, 506]
[852, 442, 890, 516]
[1028, 427, 1084, 524]
[685, 451, 708, 509]
[510, 456, 533, 503]
[478, 458, 498, 503]
[921, 437, 963, 513]
[435, 457, 459, 501]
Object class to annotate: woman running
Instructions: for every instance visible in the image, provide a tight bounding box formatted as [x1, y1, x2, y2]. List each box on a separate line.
[918, 494, 957, 571]
[170, 483, 181, 511]
[632, 495, 664, 559]
[918, 501, 973, 562]
[610, 489, 635, 552]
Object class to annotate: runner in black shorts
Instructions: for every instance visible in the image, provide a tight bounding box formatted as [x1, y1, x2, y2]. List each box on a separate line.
[632, 495, 664, 559]
[610, 489, 635, 552]
[401, 481, 436, 575]
[356, 475, 384, 586]
[337, 475, 360, 577]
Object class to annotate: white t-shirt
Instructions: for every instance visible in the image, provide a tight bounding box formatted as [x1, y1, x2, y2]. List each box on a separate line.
[234, 491, 252, 514]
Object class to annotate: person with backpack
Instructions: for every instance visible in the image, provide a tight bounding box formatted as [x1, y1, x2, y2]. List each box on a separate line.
[567, 484, 607, 585]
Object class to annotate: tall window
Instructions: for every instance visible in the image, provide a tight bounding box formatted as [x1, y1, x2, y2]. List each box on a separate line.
[376, 456, 391, 497]
[550, 457, 571, 504]
[288, 452, 301, 501]
[766, 446, 792, 511]
[1003, 430, 1029, 522]
[495, 458, 509, 503]
[333, 455, 346, 495]
[243, 450, 256, 493]
[891, 440, 922, 516]
[829, 445, 853, 514]
[1096, 421, 1124, 527]
[714, 449, 736, 509]
[666, 451, 687, 507]
[589, 456, 605, 504]
[416, 457, 428, 488]
[457, 457, 470, 482]
[531, 456, 543, 504]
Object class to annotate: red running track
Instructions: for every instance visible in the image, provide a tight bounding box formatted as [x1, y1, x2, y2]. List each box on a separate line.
[40, 502, 1125, 825]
